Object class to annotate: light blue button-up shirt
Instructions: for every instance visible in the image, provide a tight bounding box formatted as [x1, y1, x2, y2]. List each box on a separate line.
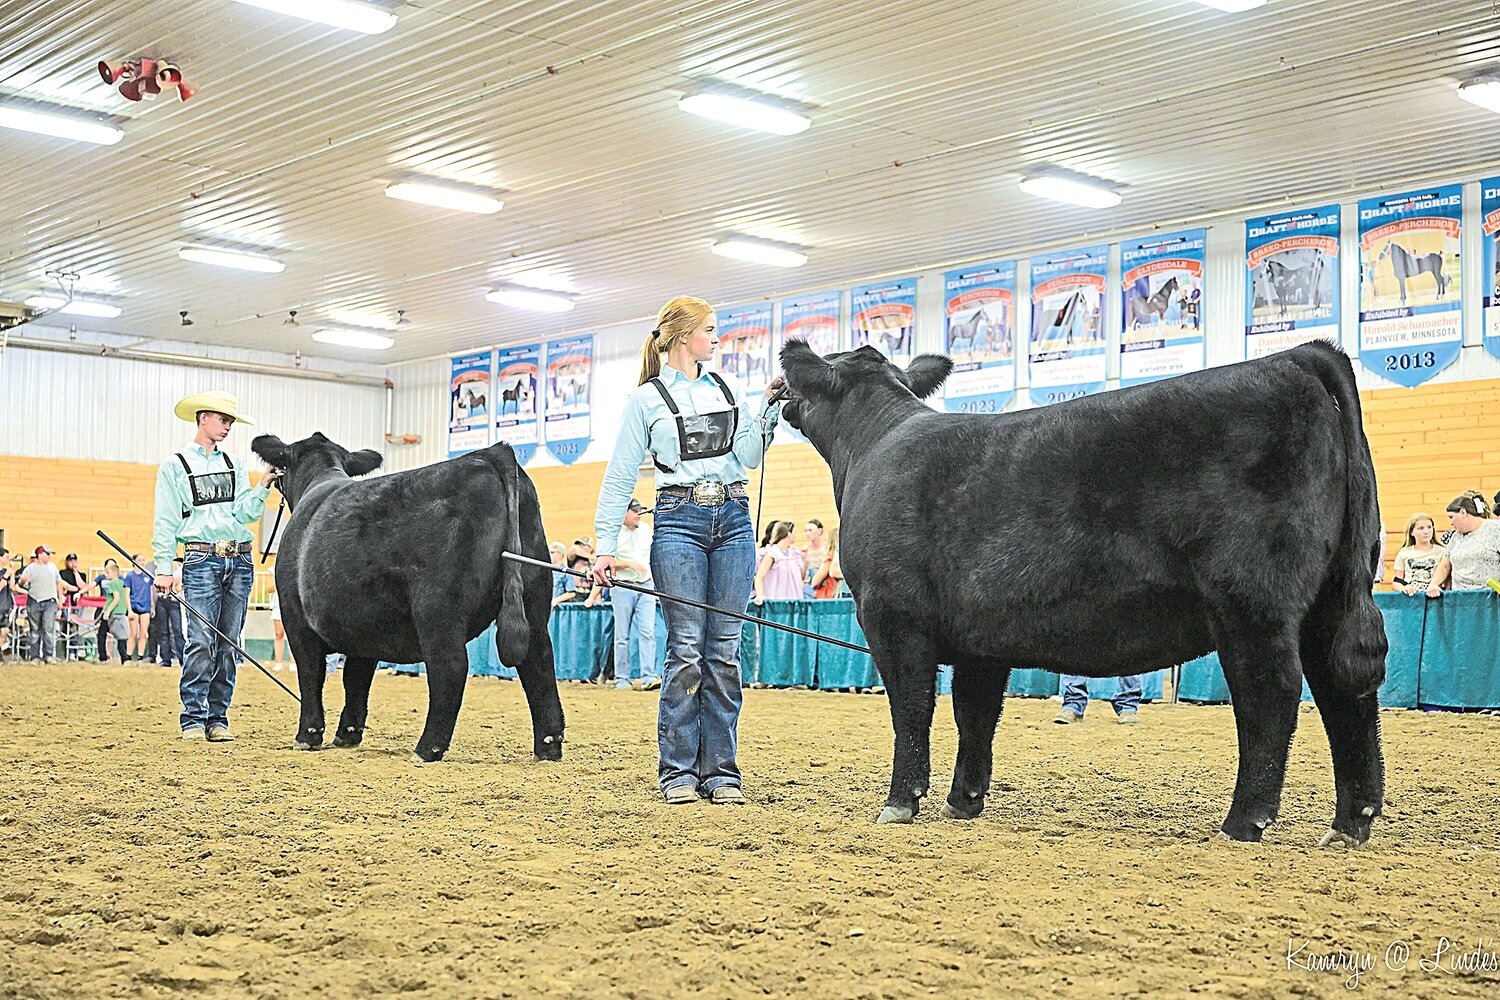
[593, 365, 780, 556]
[151, 441, 270, 568]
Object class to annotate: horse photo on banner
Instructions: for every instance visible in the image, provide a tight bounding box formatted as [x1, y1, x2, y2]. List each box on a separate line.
[1119, 230, 1205, 387]
[1482, 177, 1500, 363]
[1028, 245, 1108, 403]
[717, 303, 774, 398]
[448, 350, 494, 457]
[778, 290, 840, 357]
[850, 278, 917, 367]
[1357, 185, 1463, 387]
[1244, 206, 1341, 359]
[943, 261, 1016, 414]
[543, 334, 593, 465]
[494, 343, 540, 465]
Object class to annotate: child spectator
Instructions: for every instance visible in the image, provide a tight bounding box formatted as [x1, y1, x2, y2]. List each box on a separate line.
[801, 519, 829, 599]
[101, 564, 130, 663]
[1392, 512, 1445, 596]
[753, 521, 805, 605]
[123, 556, 155, 662]
[811, 525, 844, 598]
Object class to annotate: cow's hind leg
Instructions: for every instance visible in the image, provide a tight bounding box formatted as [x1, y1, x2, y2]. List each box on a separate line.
[285, 621, 332, 750]
[333, 656, 378, 747]
[514, 626, 566, 761]
[1301, 607, 1386, 849]
[869, 627, 939, 824]
[942, 662, 1011, 820]
[412, 642, 469, 763]
[1218, 627, 1303, 842]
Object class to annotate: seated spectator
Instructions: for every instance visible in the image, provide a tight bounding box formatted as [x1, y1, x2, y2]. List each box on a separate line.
[753, 521, 805, 605]
[553, 545, 602, 608]
[811, 526, 843, 599]
[1392, 512, 1445, 596]
[800, 519, 829, 599]
[1427, 491, 1500, 595]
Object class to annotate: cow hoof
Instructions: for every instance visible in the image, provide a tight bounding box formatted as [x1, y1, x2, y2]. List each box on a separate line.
[876, 805, 915, 825]
[411, 747, 445, 764]
[941, 796, 984, 820]
[332, 733, 363, 748]
[293, 740, 323, 751]
[1318, 828, 1368, 850]
[534, 740, 563, 762]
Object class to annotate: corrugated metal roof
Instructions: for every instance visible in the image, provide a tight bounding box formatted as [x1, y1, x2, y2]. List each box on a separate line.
[2, 0, 1498, 362]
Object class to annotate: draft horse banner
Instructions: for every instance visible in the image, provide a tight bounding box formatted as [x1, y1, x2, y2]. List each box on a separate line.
[543, 334, 593, 465]
[1119, 229, 1206, 387]
[718, 303, 774, 398]
[1483, 176, 1500, 363]
[778, 290, 840, 357]
[850, 278, 917, 367]
[448, 350, 494, 458]
[494, 343, 541, 466]
[1028, 245, 1108, 404]
[1357, 185, 1463, 387]
[943, 261, 1017, 414]
[1244, 205, 1341, 359]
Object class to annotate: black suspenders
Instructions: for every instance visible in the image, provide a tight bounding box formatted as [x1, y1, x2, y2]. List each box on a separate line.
[646, 373, 739, 474]
[176, 451, 236, 517]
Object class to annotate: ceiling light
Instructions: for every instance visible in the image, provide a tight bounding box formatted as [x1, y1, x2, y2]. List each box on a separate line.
[678, 85, 811, 136]
[1191, 0, 1266, 10]
[25, 295, 123, 319]
[485, 284, 576, 313]
[313, 327, 395, 350]
[1458, 76, 1500, 115]
[179, 245, 286, 273]
[385, 180, 503, 214]
[0, 105, 123, 145]
[710, 237, 809, 268]
[327, 308, 400, 330]
[229, 0, 397, 34]
[1018, 170, 1122, 209]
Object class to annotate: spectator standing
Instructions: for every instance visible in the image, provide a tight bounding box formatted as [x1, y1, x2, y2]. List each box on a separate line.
[1428, 491, 1500, 594]
[811, 526, 844, 598]
[269, 580, 288, 669]
[158, 559, 186, 668]
[610, 500, 660, 691]
[0, 549, 14, 661]
[1392, 513, 1445, 596]
[1055, 674, 1143, 725]
[753, 521, 805, 605]
[92, 559, 118, 661]
[123, 555, 155, 662]
[56, 554, 89, 660]
[800, 520, 828, 599]
[100, 564, 129, 663]
[18, 546, 62, 662]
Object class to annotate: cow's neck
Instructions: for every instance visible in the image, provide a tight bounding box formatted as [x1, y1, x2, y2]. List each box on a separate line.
[289, 456, 352, 509]
[820, 394, 925, 506]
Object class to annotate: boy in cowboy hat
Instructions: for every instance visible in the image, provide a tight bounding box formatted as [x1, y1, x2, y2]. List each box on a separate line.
[151, 391, 278, 742]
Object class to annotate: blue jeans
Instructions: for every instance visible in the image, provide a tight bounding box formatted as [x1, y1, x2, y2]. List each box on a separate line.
[1061, 674, 1143, 717]
[612, 586, 658, 687]
[180, 552, 254, 731]
[650, 492, 755, 795]
[158, 598, 185, 665]
[27, 598, 57, 660]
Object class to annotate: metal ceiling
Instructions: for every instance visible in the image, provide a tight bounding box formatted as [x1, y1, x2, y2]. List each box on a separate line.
[2, 0, 1499, 364]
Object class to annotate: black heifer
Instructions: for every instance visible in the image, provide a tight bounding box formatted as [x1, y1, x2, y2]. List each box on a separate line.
[249, 434, 565, 763]
[778, 340, 1387, 847]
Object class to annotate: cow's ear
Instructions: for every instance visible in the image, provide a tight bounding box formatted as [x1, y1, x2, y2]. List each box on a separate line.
[251, 434, 291, 470]
[780, 339, 838, 397]
[343, 449, 384, 478]
[902, 354, 954, 399]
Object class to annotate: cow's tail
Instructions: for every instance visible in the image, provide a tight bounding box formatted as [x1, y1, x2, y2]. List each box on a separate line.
[1298, 341, 1387, 695]
[496, 448, 532, 667]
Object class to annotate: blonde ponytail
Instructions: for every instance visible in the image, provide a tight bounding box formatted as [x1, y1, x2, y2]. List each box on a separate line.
[639, 295, 713, 385]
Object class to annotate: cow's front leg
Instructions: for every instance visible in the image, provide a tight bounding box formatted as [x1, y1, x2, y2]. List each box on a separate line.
[943, 662, 1011, 820]
[333, 656, 378, 747]
[412, 644, 469, 762]
[285, 622, 331, 750]
[868, 630, 939, 824]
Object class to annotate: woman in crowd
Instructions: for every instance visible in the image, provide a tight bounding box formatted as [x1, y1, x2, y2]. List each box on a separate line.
[753, 521, 805, 606]
[0, 550, 14, 660]
[801, 519, 829, 598]
[590, 294, 783, 806]
[811, 525, 844, 598]
[1427, 491, 1500, 595]
[1392, 512, 1444, 596]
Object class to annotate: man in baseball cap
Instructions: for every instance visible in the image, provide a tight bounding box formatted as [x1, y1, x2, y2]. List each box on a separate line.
[17, 545, 61, 661]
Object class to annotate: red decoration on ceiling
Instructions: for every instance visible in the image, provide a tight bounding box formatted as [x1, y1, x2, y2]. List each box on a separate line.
[97, 58, 196, 102]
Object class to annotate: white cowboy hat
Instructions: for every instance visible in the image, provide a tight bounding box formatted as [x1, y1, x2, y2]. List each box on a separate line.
[173, 390, 257, 425]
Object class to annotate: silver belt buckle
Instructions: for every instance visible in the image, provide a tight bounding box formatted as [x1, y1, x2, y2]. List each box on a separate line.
[213, 539, 238, 558]
[691, 480, 727, 506]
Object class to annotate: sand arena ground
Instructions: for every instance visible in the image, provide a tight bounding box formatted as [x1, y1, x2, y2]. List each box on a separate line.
[1, 662, 1498, 999]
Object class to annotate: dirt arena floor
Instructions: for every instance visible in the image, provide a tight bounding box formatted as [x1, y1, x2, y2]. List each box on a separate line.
[2, 663, 1498, 999]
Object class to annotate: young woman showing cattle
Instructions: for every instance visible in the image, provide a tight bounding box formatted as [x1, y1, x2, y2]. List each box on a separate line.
[591, 295, 784, 806]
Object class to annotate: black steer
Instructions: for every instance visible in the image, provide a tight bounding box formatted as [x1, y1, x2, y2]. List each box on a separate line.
[250, 433, 565, 763]
[778, 340, 1387, 847]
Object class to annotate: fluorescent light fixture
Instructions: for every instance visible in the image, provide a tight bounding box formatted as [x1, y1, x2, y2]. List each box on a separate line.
[1018, 170, 1122, 209]
[678, 85, 811, 136]
[179, 245, 286, 273]
[312, 327, 395, 350]
[326, 308, 399, 330]
[229, 0, 397, 34]
[1192, 0, 1266, 10]
[485, 284, 576, 313]
[385, 180, 503, 214]
[24, 295, 123, 319]
[0, 105, 123, 145]
[1458, 76, 1500, 115]
[711, 236, 809, 268]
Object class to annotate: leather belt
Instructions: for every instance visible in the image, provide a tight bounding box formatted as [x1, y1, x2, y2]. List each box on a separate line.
[656, 481, 748, 507]
[184, 540, 252, 557]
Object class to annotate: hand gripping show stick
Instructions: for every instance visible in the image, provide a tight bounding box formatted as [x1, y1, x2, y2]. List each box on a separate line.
[96, 531, 300, 703]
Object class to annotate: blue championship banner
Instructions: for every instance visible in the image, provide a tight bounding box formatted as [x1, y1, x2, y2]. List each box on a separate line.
[494, 343, 540, 466]
[447, 350, 494, 457]
[717, 303, 774, 398]
[778, 290, 840, 356]
[1357, 185, 1463, 387]
[1244, 205, 1341, 359]
[543, 334, 593, 465]
[1483, 177, 1500, 363]
[943, 261, 1016, 413]
[1028, 245, 1108, 403]
[1119, 229, 1206, 386]
[850, 277, 917, 366]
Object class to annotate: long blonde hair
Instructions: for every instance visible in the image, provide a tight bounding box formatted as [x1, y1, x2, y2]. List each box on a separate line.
[1403, 512, 1441, 550]
[639, 295, 712, 385]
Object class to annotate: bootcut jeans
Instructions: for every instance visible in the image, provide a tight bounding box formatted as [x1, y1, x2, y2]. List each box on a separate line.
[180, 551, 254, 732]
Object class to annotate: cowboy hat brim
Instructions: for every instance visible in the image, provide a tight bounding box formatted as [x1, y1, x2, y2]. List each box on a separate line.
[173, 393, 257, 425]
